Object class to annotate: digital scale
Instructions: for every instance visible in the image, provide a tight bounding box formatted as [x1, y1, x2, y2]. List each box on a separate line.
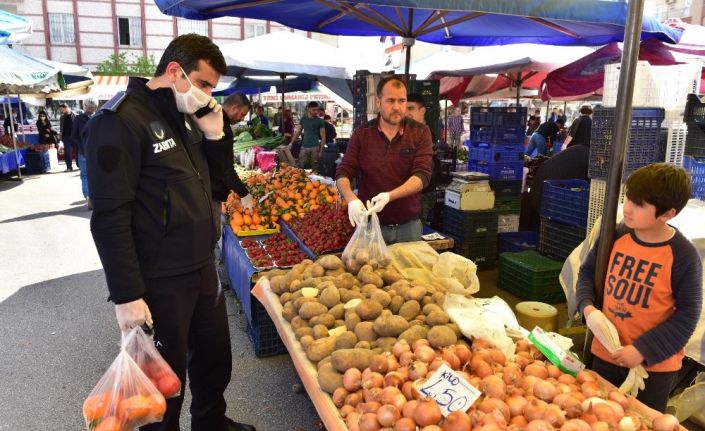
[444, 171, 495, 210]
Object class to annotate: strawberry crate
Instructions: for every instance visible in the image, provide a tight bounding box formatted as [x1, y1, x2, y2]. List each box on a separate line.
[468, 142, 524, 163]
[469, 160, 524, 181]
[471, 106, 527, 127]
[499, 251, 566, 304]
[538, 217, 586, 261]
[588, 107, 665, 180]
[539, 179, 590, 228]
[470, 126, 526, 145]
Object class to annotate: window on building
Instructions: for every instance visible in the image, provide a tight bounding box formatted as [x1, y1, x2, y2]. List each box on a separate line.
[177, 18, 208, 36]
[244, 23, 266, 39]
[48, 13, 75, 44]
[117, 17, 142, 48]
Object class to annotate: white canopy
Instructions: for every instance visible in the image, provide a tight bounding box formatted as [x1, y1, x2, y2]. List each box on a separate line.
[220, 31, 358, 79]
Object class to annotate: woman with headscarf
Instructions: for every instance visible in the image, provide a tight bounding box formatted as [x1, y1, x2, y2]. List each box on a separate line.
[36, 110, 57, 151]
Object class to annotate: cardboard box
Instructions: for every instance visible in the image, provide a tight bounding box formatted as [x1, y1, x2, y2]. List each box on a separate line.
[444, 189, 495, 210]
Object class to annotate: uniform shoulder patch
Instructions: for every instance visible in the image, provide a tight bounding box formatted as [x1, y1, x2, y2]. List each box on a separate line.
[100, 91, 128, 113]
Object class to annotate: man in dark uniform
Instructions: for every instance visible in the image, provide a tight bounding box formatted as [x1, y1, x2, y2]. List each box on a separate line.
[83, 34, 255, 431]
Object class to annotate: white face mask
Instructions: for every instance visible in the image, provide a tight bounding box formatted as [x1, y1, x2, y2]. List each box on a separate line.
[172, 66, 212, 114]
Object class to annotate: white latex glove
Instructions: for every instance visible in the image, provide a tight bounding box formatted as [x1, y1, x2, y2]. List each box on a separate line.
[586, 309, 649, 396]
[240, 194, 254, 210]
[193, 98, 225, 140]
[347, 199, 368, 227]
[115, 299, 153, 333]
[368, 192, 390, 214]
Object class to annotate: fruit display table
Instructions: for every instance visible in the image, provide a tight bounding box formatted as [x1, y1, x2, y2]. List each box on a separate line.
[250, 276, 683, 431]
[0, 149, 25, 174]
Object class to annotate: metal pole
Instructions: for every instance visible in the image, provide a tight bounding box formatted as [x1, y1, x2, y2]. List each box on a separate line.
[17, 94, 26, 144]
[582, 0, 645, 363]
[6, 90, 21, 179]
[403, 9, 414, 81]
[545, 100, 550, 122]
[280, 73, 286, 129]
[444, 99, 448, 143]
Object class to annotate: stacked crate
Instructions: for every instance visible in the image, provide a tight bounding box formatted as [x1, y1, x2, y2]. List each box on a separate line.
[498, 251, 566, 304]
[467, 106, 527, 234]
[538, 180, 590, 261]
[586, 107, 665, 235]
[444, 207, 498, 270]
[352, 71, 369, 130]
[683, 94, 705, 200]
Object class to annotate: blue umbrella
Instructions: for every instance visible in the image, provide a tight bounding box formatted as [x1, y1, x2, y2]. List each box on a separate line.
[154, 0, 681, 75]
[0, 10, 33, 44]
[214, 76, 316, 96]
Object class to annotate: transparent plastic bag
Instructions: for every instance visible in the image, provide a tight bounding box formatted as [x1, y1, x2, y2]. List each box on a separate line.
[82, 331, 166, 431]
[342, 211, 390, 273]
[124, 326, 182, 399]
[668, 372, 705, 422]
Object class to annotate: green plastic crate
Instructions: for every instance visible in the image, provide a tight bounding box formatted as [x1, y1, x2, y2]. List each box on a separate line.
[495, 196, 521, 214]
[498, 251, 566, 304]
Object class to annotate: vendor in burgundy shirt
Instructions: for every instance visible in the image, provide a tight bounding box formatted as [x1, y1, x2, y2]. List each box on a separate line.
[336, 76, 433, 244]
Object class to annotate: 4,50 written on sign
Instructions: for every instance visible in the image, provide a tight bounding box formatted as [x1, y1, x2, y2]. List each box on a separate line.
[418, 364, 482, 416]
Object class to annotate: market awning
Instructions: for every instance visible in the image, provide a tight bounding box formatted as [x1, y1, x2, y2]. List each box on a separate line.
[0, 10, 32, 44]
[88, 75, 129, 100]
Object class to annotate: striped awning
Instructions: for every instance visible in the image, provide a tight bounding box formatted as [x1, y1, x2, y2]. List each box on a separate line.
[89, 75, 129, 100]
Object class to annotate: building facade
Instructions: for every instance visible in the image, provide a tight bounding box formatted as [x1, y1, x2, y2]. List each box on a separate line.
[2, 0, 312, 69]
[646, 0, 704, 25]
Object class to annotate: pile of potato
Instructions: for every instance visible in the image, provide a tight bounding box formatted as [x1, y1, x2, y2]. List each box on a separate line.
[267, 254, 462, 394]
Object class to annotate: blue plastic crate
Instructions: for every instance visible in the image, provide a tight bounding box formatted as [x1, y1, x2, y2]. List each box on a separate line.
[539, 179, 590, 228]
[471, 106, 528, 127]
[538, 217, 586, 261]
[470, 125, 526, 145]
[588, 107, 665, 180]
[498, 231, 539, 254]
[684, 156, 705, 199]
[246, 312, 288, 358]
[468, 142, 524, 164]
[469, 159, 524, 180]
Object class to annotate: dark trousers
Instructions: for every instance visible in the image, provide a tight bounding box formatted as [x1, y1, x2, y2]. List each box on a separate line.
[592, 356, 678, 412]
[63, 137, 75, 169]
[140, 264, 232, 431]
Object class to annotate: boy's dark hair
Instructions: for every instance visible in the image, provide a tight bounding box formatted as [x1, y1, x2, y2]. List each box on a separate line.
[626, 163, 691, 216]
[407, 92, 425, 106]
[376, 75, 407, 97]
[307, 101, 319, 109]
[155, 34, 227, 77]
[58, 103, 67, 108]
[580, 105, 593, 115]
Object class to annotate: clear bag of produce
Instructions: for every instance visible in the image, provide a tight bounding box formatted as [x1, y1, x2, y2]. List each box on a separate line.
[82, 330, 166, 431]
[123, 326, 182, 399]
[342, 209, 390, 273]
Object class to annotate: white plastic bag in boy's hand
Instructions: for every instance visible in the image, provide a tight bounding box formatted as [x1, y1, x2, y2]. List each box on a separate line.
[586, 309, 649, 396]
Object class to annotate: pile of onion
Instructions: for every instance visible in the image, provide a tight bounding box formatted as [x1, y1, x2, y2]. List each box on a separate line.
[338, 338, 682, 431]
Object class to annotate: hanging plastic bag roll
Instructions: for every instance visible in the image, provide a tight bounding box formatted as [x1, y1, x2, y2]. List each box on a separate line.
[515, 301, 559, 333]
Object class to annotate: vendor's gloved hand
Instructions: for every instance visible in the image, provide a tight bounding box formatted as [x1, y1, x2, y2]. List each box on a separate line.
[347, 199, 368, 227]
[115, 299, 153, 333]
[367, 192, 390, 214]
[194, 98, 225, 140]
[240, 194, 254, 210]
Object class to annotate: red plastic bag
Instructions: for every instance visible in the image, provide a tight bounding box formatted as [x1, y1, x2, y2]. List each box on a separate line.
[124, 326, 181, 399]
[82, 331, 166, 430]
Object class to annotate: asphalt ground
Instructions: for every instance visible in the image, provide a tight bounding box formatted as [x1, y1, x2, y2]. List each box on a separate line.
[0, 165, 321, 431]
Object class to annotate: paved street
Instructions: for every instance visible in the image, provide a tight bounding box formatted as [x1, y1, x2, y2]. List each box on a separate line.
[0, 165, 321, 430]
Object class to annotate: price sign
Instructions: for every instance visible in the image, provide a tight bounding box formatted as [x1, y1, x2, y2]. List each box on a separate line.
[418, 363, 481, 416]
